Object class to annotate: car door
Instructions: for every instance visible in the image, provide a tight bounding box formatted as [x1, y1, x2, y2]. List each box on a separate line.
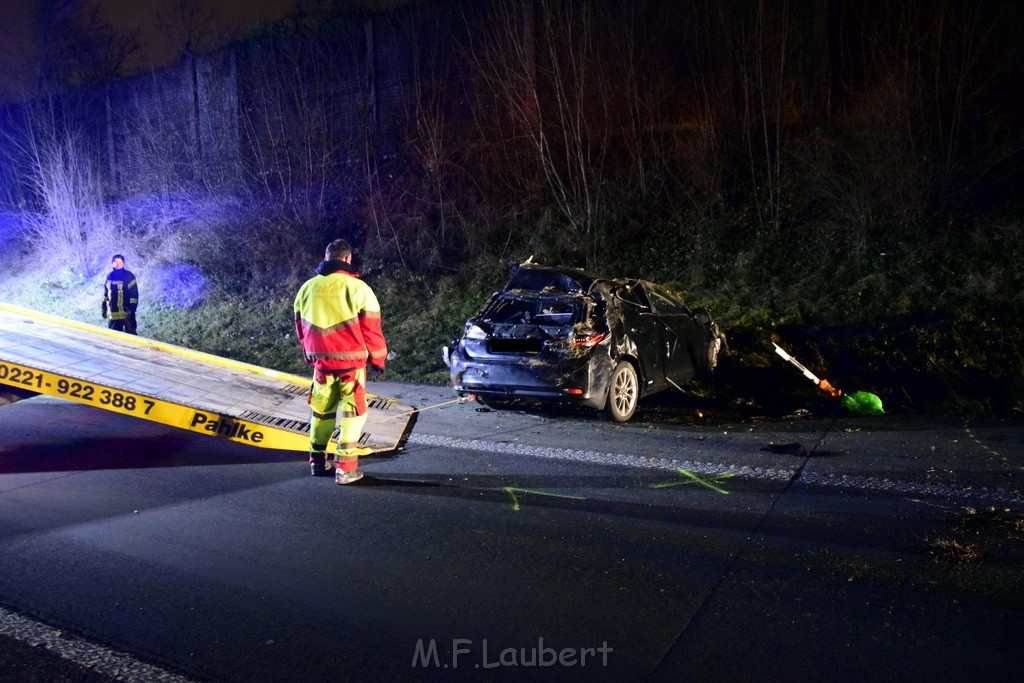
[639, 282, 704, 389]
[613, 284, 668, 394]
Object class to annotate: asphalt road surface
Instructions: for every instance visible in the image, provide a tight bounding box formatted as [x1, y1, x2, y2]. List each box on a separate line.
[1, 382, 1023, 682]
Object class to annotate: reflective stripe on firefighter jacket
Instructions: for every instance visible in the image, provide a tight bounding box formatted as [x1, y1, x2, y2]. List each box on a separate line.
[104, 268, 139, 321]
[293, 260, 387, 375]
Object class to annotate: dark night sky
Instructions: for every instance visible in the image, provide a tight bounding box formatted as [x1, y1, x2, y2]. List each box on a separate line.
[0, 0, 300, 99]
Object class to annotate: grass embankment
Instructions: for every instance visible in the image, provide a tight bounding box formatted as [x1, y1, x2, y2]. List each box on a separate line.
[1, 212, 1021, 417]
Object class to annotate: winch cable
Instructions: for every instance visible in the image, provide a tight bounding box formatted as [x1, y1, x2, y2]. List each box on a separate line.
[394, 395, 474, 418]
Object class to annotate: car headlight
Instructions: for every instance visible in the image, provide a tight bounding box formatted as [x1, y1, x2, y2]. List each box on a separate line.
[465, 323, 487, 340]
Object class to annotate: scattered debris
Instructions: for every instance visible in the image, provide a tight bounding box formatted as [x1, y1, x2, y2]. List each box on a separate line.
[761, 442, 809, 457]
[928, 537, 984, 564]
[732, 397, 761, 409]
[772, 342, 884, 416]
[926, 506, 1024, 564]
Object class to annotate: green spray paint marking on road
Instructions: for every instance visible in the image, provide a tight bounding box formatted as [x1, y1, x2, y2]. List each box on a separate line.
[963, 418, 1022, 471]
[501, 486, 585, 511]
[650, 468, 734, 494]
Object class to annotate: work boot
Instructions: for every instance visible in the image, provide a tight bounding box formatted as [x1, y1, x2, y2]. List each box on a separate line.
[309, 452, 332, 477]
[335, 469, 364, 485]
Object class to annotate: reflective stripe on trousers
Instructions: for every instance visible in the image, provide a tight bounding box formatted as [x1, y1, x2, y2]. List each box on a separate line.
[308, 367, 367, 451]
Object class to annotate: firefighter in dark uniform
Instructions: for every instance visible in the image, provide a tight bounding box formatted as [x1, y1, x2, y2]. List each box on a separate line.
[102, 254, 139, 334]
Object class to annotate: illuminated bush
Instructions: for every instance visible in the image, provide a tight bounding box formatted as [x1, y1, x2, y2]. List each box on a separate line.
[149, 263, 208, 309]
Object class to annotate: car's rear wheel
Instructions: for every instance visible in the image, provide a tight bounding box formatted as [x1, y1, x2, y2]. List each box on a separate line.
[607, 361, 639, 423]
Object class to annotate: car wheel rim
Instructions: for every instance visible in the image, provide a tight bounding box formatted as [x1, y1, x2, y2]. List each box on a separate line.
[613, 367, 637, 416]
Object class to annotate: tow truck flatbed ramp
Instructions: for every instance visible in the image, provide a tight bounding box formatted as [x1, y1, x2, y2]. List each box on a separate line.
[0, 302, 416, 454]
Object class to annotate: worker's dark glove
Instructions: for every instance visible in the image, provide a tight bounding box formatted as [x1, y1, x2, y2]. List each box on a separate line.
[101, 302, 107, 319]
[369, 364, 384, 379]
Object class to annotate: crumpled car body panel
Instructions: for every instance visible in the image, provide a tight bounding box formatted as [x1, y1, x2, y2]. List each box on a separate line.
[445, 263, 723, 419]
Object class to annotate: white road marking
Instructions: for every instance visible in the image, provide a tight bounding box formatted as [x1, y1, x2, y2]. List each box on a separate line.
[3, 432, 1017, 680]
[409, 434, 1024, 505]
[0, 606, 195, 683]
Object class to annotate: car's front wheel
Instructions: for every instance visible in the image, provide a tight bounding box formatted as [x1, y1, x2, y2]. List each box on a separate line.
[607, 361, 639, 423]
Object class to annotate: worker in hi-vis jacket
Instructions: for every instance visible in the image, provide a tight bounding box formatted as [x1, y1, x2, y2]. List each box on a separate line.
[293, 239, 387, 485]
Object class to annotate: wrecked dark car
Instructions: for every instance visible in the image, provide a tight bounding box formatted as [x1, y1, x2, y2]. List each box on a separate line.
[442, 262, 726, 422]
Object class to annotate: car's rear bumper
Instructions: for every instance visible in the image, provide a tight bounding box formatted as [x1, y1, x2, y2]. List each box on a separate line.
[448, 348, 611, 411]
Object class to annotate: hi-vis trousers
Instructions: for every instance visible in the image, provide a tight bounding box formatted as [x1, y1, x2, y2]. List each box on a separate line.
[308, 367, 367, 453]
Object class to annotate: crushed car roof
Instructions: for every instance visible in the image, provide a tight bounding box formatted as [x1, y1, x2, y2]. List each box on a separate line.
[505, 264, 606, 294]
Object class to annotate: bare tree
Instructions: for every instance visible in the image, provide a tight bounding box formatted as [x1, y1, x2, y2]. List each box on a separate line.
[237, 16, 362, 227]
[29, 0, 140, 94]
[2, 99, 118, 274]
[156, 0, 232, 61]
[724, 0, 796, 234]
[459, 0, 615, 266]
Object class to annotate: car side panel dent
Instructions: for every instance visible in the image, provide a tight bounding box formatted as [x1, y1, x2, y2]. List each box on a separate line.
[583, 350, 613, 411]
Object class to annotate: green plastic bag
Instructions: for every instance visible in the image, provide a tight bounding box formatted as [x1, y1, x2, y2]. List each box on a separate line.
[841, 391, 884, 416]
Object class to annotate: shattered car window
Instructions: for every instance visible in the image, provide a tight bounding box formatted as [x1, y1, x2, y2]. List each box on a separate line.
[486, 297, 580, 326]
[505, 267, 594, 294]
[614, 283, 650, 310]
[642, 282, 692, 315]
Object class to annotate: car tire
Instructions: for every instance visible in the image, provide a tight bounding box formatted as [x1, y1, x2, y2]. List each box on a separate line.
[606, 361, 639, 423]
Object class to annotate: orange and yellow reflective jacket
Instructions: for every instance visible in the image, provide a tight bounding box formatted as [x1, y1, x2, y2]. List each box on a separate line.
[293, 260, 387, 375]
